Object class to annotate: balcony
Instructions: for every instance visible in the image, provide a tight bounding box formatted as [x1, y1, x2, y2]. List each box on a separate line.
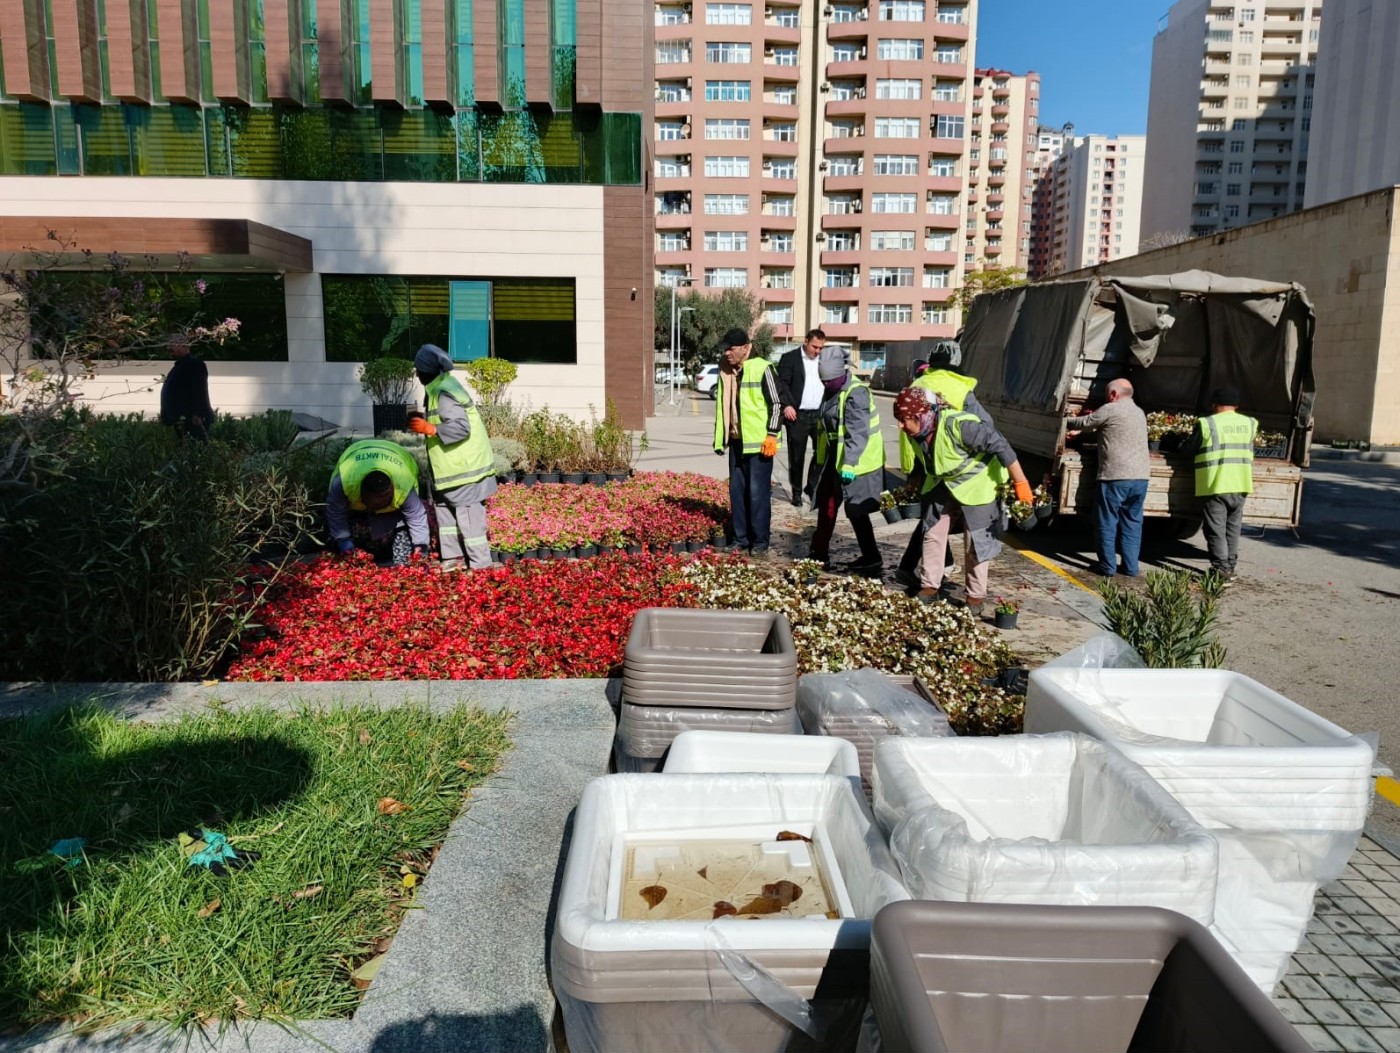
[987, 172, 1005, 186]
[823, 172, 866, 193]
[824, 97, 870, 119]
[819, 284, 862, 302]
[991, 103, 1010, 118]
[654, 247, 694, 265]
[992, 84, 1011, 99]
[819, 248, 863, 267]
[990, 119, 1009, 134]
[756, 251, 797, 268]
[763, 63, 801, 83]
[984, 242, 1003, 256]
[758, 284, 796, 301]
[761, 136, 800, 156]
[826, 21, 870, 41]
[985, 207, 1003, 220]
[762, 24, 802, 44]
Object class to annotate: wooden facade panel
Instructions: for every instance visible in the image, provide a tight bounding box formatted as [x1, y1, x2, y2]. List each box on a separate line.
[263, 0, 296, 100]
[599, 0, 645, 111]
[155, 0, 195, 102]
[573, 0, 601, 105]
[206, 0, 244, 101]
[316, 0, 351, 104]
[472, 0, 498, 104]
[103, 0, 145, 101]
[420, 0, 449, 104]
[368, 0, 398, 102]
[603, 186, 654, 428]
[522, 0, 549, 105]
[0, 3, 46, 100]
[50, 0, 99, 101]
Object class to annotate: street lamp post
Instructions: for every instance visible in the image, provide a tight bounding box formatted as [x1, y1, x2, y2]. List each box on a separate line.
[668, 277, 697, 406]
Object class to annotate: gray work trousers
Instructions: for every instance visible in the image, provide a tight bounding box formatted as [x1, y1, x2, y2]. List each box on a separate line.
[435, 487, 492, 569]
[1200, 492, 1247, 572]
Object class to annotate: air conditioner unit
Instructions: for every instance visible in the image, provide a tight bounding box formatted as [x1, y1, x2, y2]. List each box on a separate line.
[763, 160, 773, 168]
[823, 5, 833, 14]
[683, 2, 692, 10]
[815, 232, 828, 241]
[852, 201, 862, 212]
[854, 87, 865, 98]
[761, 232, 771, 241]
[857, 46, 867, 58]
[857, 7, 868, 18]
[818, 160, 829, 170]
[820, 81, 831, 92]
[684, 77, 692, 88]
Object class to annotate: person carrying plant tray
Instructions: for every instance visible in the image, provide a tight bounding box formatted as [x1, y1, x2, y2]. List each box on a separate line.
[713, 328, 783, 556]
[807, 346, 884, 577]
[892, 386, 1034, 618]
[326, 439, 431, 566]
[407, 344, 498, 572]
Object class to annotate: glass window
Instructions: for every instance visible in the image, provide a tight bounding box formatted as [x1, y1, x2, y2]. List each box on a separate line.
[928, 193, 956, 214]
[704, 79, 751, 101]
[705, 118, 750, 139]
[871, 192, 916, 213]
[868, 266, 913, 286]
[922, 266, 951, 288]
[928, 156, 956, 177]
[657, 119, 687, 140]
[876, 38, 922, 60]
[867, 303, 912, 323]
[705, 3, 751, 24]
[875, 79, 921, 100]
[934, 45, 962, 63]
[878, 0, 924, 21]
[926, 231, 952, 251]
[873, 153, 917, 175]
[932, 81, 960, 102]
[934, 5, 964, 22]
[765, 158, 795, 179]
[704, 154, 749, 176]
[933, 115, 964, 139]
[655, 41, 690, 63]
[826, 154, 861, 175]
[825, 230, 857, 250]
[704, 192, 749, 213]
[703, 230, 748, 251]
[704, 267, 748, 288]
[706, 41, 751, 62]
[824, 267, 857, 288]
[765, 194, 796, 215]
[875, 117, 919, 138]
[824, 306, 852, 324]
[830, 5, 862, 22]
[766, 304, 792, 325]
[764, 232, 793, 251]
[869, 230, 914, 250]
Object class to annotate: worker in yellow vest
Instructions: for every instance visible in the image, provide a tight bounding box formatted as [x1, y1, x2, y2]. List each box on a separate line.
[407, 344, 498, 572]
[1187, 385, 1257, 584]
[713, 328, 783, 556]
[891, 387, 1033, 618]
[326, 439, 430, 565]
[807, 346, 884, 576]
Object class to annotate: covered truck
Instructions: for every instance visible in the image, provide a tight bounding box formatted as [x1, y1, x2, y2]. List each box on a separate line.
[958, 270, 1316, 531]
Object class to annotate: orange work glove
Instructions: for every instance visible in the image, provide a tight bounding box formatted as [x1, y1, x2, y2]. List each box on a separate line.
[760, 435, 778, 458]
[1014, 480, 1034, 505]
[407, 417, 437, 436]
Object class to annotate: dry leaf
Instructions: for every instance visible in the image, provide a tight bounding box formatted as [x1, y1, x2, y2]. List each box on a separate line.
[197, 898, 221, 918]
[639, 885, 668, 909]
[712, 901, 738, 919]
[762, 880, 803, 906]
[776, 830, 812, 843]
[358, 728, 372, 746]
[696, 866, 708, 880]
[402, 873, 418, 889]
[826, 910, 841, 920]
[292, 885, 324, 900]
[201, 680, 219, 687]
[735, 895, 784, 916]
[455, 760, 475, 772]
[351, 953, 386, 990]
[376, 797, 409, 815]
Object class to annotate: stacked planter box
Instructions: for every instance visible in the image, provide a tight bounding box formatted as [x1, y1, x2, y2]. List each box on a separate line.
[1025, 667, 1373, 990]
[615, 609, 799, 772]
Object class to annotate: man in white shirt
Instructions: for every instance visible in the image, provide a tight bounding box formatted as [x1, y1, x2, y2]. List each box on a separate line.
[776, 328, 827, 507]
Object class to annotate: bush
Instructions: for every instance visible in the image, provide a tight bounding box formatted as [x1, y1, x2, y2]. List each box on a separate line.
[1098, 569, 1228, 669]
[210, 409, 300, 453]
[0, 415, 317, 681]
[357, 357, 415, 405]
[462, 358, 517, 406]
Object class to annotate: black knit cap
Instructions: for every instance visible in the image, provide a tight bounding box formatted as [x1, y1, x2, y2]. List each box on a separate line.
[1210, 385, 1243, 406]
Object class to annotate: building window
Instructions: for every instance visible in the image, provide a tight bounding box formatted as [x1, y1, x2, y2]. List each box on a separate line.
[704, 230, 749, 251]
[831, 42, 861, 61]
[656, 41, 690, 63]
[705, 193, 749, 214]
[875, 78, 921, 100]
[654, 157, 689, 177]
[324, 276, 576, 364]
[770, 84, 797, 104]
[923, 267, 951, 288]
[657, 231, 690, 251]
[926, 231, 953, 251]
[1226, 183, 1241, 196]
[869, 266, 914, 287]
[773, 7, 799, 25]
[923, 303, 949, 324]
[705, 79, 751, 101]
[1230, 139, 1245, 153]
[705, 3, 751, 24]
[928, 157, 957, 177]
[876, 38, 923, 60]
[873, 154, 918, 175]
[870, 230, 915, 250]
[765, 158, 796, 179]
[765, 232, 794, 252]
[767, 304, 793, 325]
[876, 117, 921, 138]
[878, 0, 925, 20]
[706, 41, 751, 62]
[826, 230, 858, 250]
[932, 81, 961, 102]
[768, 121, 797, 141]
[766, 194, 796, 215]
[657, 120, 687, 140]
[656, 5, 689, 25]
[934, 5, 965, 23]
[770, 46, 798, 66]
[1228, 161, 1242, 174]
[824, 306, 852, 324]
[1239, 29, 1254, 42]
[829, 4, 862, 22]
[827, 155, 862, 176]
[872, 192, 917, 213]
[704, 267, 749, 288]
[825, 267, 858, 288]
[706, 118, 750, 140]
[927, 194, 957, 215]
[762, 268, 794, 288]
[656, 81, 690, 101]
[827, 194, 862, 214]
[867, 303, 913, 323]
[704, 155, 750, 177]
[934, 115, 965, 139]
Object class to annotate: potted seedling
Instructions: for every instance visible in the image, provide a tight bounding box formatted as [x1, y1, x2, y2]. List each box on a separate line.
[359, 357, 417, 436]
[894, 483, 921, 520]
[1033, 482, 1055, 521]
[879, 491, 901, 524]
[1009, 498, 1037, 531]
[993, 596, 1020, 630]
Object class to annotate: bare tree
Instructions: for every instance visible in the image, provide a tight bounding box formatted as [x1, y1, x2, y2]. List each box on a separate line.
[1141, 229, 1194, 250]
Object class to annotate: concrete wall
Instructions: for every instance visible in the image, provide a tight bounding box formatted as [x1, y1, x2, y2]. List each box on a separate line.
[1141, 0, 1208, 243]
[1063, 185, 1400, 444]
[1305, 0, 1400, 208]
[0, 177, 612, 433]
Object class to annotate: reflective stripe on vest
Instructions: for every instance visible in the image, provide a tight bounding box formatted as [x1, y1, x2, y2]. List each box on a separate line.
[333, 439, 420, 510]
[1194, 410, 1257, 496]
[932, 411, 1007, 506]
[815, 381, 883, 477]
[425, 373, 497, 490]
[899, 369, 978, 474]
[713, 357, 779, 454]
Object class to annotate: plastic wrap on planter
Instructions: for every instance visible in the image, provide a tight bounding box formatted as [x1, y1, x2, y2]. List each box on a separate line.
[869, 901, 1310, 1053]
[622, 609, 798, 711]
[871, 734, 1218, 926]
[551, 773, 910, 1053]
[1024, 666, 1374, 989]
[663, 731, 861, 778]
[796, 669, 954, 794]
[1041, 631, 1146, 671]
[615, 703, 800, 773]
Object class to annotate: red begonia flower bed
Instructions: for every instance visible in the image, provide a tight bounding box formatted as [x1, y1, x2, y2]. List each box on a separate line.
[228, 553, 698, 682]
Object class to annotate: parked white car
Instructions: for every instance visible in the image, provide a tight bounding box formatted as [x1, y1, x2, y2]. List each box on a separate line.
[694, 364, 720, 398]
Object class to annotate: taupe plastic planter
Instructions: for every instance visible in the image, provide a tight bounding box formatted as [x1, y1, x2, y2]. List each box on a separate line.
[622, 609, 798, 711]
[869, 901, 1309, 1053]
[614, 702, 800, 773]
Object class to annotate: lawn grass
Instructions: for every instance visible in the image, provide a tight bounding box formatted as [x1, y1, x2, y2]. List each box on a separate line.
[0, 703, 511, 1032]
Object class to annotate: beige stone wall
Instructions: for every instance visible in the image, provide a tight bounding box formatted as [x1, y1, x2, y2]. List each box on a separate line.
[1061, 186, 1400, 444]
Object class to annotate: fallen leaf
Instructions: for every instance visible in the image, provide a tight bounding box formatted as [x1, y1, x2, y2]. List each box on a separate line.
[292, 885, 324, 900]
[735, 895, 784, 916]
[358, 728, 372, 746]
[712, 901, 738, 919]
[201, 680, 219, 687]
[456, 760, 475, 771]
[826, 910, 841, 920]
[776, 830, 812, 843]
[762, 880, 803, 906]
[376, 797, 409, 815]
[639, 885, 668, 909]
[696, 866, 708, 880]
[351, 953, 386, 990]
[197, 898, 221, 918]
[402, 873, 417, 889]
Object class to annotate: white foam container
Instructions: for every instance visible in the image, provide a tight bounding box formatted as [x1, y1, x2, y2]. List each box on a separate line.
[871, 733, 1220, 926]
[662, 731, 861, 778]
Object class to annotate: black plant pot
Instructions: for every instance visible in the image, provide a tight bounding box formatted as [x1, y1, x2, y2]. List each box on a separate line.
[882, 508, 902, 524]
[540, 471, 562, 484]
[595, 544, 613, 557]
[521, 549, 540, 561]
[669, 540, 687, 555]
[687, 539, 706, 553]
[576, 543, 598, 558]
[371, 403, 409, 436]
[712, 534, 729, 549]
[900, 503, 920, 520]
[550, 546, 572, 560]
[1016, 515, 1038, 532]
[994, 611, 1019, 630]
[626, 543, 643, 556]
[520, 472, 539, 486]
[1148, 439, 1162, 452]
[562, 472, 587, 485]
[501, 551, 518, 565]
[588, 472, 608, 486]
[490, 548, 501, 563]
[1035, 503, 1054, 520]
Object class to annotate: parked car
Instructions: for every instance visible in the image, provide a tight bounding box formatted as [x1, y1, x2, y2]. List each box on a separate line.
[654, 366, 688, 385]
[694, 364, 720, 398]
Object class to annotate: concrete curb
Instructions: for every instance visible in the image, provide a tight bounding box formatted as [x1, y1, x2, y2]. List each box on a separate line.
[0, 679, 618, 1053]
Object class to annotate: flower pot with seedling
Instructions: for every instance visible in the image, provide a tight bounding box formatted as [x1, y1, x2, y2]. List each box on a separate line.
[359, 357, 417, 437]
[993, 597, 1020, 630]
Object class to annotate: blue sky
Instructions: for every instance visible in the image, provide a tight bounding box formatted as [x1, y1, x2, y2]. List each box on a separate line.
[975, 0, 1163, 138]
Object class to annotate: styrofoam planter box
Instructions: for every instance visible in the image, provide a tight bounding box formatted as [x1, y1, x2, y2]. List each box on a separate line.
[552, 773, 909, 1053]
[663, 731, 861, 778]
[871, 734, 1219, 926]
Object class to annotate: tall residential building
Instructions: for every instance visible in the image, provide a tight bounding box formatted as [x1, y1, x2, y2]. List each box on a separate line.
[1039, 135, 1146, 276]
[1304, 0, 1400, 207]
[1027, 121, 1073, 279]
[0, 0, 652, 429]
[964, 69, 1040, 275]
[652, 0, 980, 358]
[1141, 0, 1323, 243]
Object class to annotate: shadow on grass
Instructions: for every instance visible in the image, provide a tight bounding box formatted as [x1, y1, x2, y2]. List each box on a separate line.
[0, 707, 313, 1028]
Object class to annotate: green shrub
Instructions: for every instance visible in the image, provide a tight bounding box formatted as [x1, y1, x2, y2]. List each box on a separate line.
[357, 357, 415, 405]
[1098, 569, 1228, 669]
[462, 358, 517, 406]
[491, 436, 526, 477]
[210, 410, 300, 453]
[0, 416, 316, 681]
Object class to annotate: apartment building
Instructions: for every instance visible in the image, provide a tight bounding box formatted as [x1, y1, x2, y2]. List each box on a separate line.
[1141, 0, 1323, 243]
[1304, 0, 1400, 208]
[1039, 135, 1146, 275]
[1027, 121, 1072, 279]
[652, 0, 980, 357]
[0, 0, 652, 429]
[963, 69, 1040, 276]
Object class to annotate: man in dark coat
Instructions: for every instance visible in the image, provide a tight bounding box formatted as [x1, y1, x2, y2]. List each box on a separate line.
[160, 340, 214, 439]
